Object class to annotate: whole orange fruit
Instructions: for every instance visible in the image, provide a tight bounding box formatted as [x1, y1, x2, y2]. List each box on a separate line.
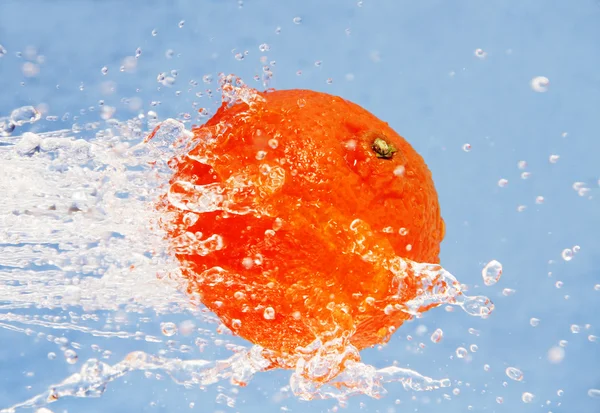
[158, 82, 445, 359]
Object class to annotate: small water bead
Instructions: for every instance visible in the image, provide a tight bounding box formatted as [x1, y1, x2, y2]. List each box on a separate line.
[531, 76, 550, 92]
[588, 389, 600, 398]
[595, 284, 600, 291]
[530, 317, 540, 327]
[259, 43, 270, 52]
[101, 66, 108, 75]
[518, 160, 528, 169]
[589, 335, 598, 342]
[555, 281, 563, 289]
[557, 389, 564, 396]
[498, 178, 508, 187]
[47, 352, 56, 360]
[326, 78, 333, 84]
[10, 105, 41, 126]
[64, 349, 78, 364]
[521, 171, 531, 179]
[502, 288, 516, 296]
[522, 392, 535, 403]
[468, 328, 480, 336]
[456, 347, 468, 358]
[505, 367, 524, 381]
[293, 16, 302, 24]
[559, 340, 568, 347]
[135, 47, 142, 57]
[571, 324, 580, 334]
[430, 328, 443, 343]
[161, 322, 177, 336]
[151, 29, 158, 36]
[496, 396, 503, 404]
[547, 346, 565, 364]
[484, 364, 491, 371]
[0, 44, 6, 56]
[268, 138, 278, 149]
[549, 154, 560, 163]
[474, 48, 487, 59]
[178, 20, 185, 28]
[573, 245, 581, 253]
[462, 143, 471, 152]
[231, 319, 242, 330]
[561, 249, 573, 261]
[482, 260, 503, 286]
[470, 344, 478, 352]
[263, 307, 276, 320]
[535, 196, 545, 204]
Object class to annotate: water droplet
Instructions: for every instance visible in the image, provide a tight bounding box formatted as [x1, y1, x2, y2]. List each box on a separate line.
[430, 328, 443, 343]
[530, 317, 540, 327]
[557, 389, 564, 396]
[293, 16, 302, 24]
[101, 66, 108, 75]
[259, 43, 270, 52]
[561, 249, 573, 261]
[555, 281, 563, 289]
[547, 346, 565, 364]
[521, 171, 531, 179]
[589, 389, 600, 398]
[462, 143, 472, 152]
[263, 307, 276, 320]
[151, 29, 158, 36]
[456, 347, 468, 358]
[531, 76, 549, 92]
[549, 154, 560, 163]
[470, 344, 478, 352]
[502, 288, 516, 296]
[496, 396, 503, 404]
[589, 335, 598, 342]
[268, 138, 278, 149]
[231, 319, 241, 329]
[505, 367, 524, 381]
[474, 48, 487, 59]
[535, 196, 544, 204]
[161, 322, 177, 336]
[468, 327, 480, 336]
[178, 20, 185, 28]
[47, 352, 56, 360]
[64, 349, 78, 364]
[498, 178, 508, 187]
[482, 260, 503, 286]
[0, 44, 6, 57]
[521, 392, 535, 403]
[571, 324, 580, 333]
[484, 364, 491, 371]
[393, 165, 405, 177]
[135, 47, 142, 57]
[10, 106, 41, 126]
[326, 78, 333, 84]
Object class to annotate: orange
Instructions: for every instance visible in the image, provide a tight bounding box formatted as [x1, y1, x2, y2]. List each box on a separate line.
[157, 84, 445, 360]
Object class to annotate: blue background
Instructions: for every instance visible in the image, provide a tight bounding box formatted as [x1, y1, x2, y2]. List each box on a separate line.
[1, 0, 599, 412]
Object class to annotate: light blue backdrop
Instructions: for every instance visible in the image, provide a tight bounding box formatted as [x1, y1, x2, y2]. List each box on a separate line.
[1, 1, 599, 412]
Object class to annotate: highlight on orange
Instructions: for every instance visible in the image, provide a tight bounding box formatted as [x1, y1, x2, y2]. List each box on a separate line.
[156, 75, 446, 361]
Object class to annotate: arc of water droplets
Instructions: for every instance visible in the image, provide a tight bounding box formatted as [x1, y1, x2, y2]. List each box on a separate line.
[0, 343, 450, 412]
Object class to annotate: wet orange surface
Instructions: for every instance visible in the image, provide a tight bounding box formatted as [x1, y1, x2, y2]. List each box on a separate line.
[158, 86, 445, 359]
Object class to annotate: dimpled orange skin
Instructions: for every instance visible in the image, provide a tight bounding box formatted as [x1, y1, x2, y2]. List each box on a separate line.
[161, 88, 445, 359]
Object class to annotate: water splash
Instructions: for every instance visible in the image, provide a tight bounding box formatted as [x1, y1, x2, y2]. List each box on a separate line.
[0, 85, 493, 410]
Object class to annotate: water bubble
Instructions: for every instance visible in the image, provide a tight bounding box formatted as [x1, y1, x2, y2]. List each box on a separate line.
[573, 245, 581, 253]
[589, 389, 600, 398]
[15, 132, 41, 156]
[531, 76, 549, 92]
[326, 78, 333, 84]
[521, 171, 531, 179]
[474, 48, 487, 59]
[178, 20, 185, 28]
[498, 178, 508, 187]
[502, 288, 516, 296]
[549, 154, 560, 163]
[505, 367, 524, 381]
[484, 364, 491, 371]
[151, 29, 158, 36]
[161, 322, 177, 337]
[231, 319, 242, 330]
[0, 44, 6, 56]
[259, 43, 270, 52]
[470, 344, 478, 352]
[559, 340, 568, 347]
[462, 143, 471, 152]
[517, 160, 527, 169]
[589, 335, 598, 342]
[521, 392, 535, 403]
[263, 307, 276, 320]
[456, 347, 468, 358]
[468, 327, 480, 336]
[547, 346, 565, 364]
[47, 352, 56, 360]
[530, 317, 540, 327]
[482, 260, 503, 286]
[561, 249, 573, 261]
[571, 324, 580, 333]
[557, 389, 564, 396]
[101, 66, 108, 75]
[64, 349, 78, 364]
[10, 105, 41, 126]
[535, 196, 544, 204]
[293, 16, 302, 24]
[496, 396, 503, 404]
[430, 328, 443, 343]
[555, 281, 563, 289]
